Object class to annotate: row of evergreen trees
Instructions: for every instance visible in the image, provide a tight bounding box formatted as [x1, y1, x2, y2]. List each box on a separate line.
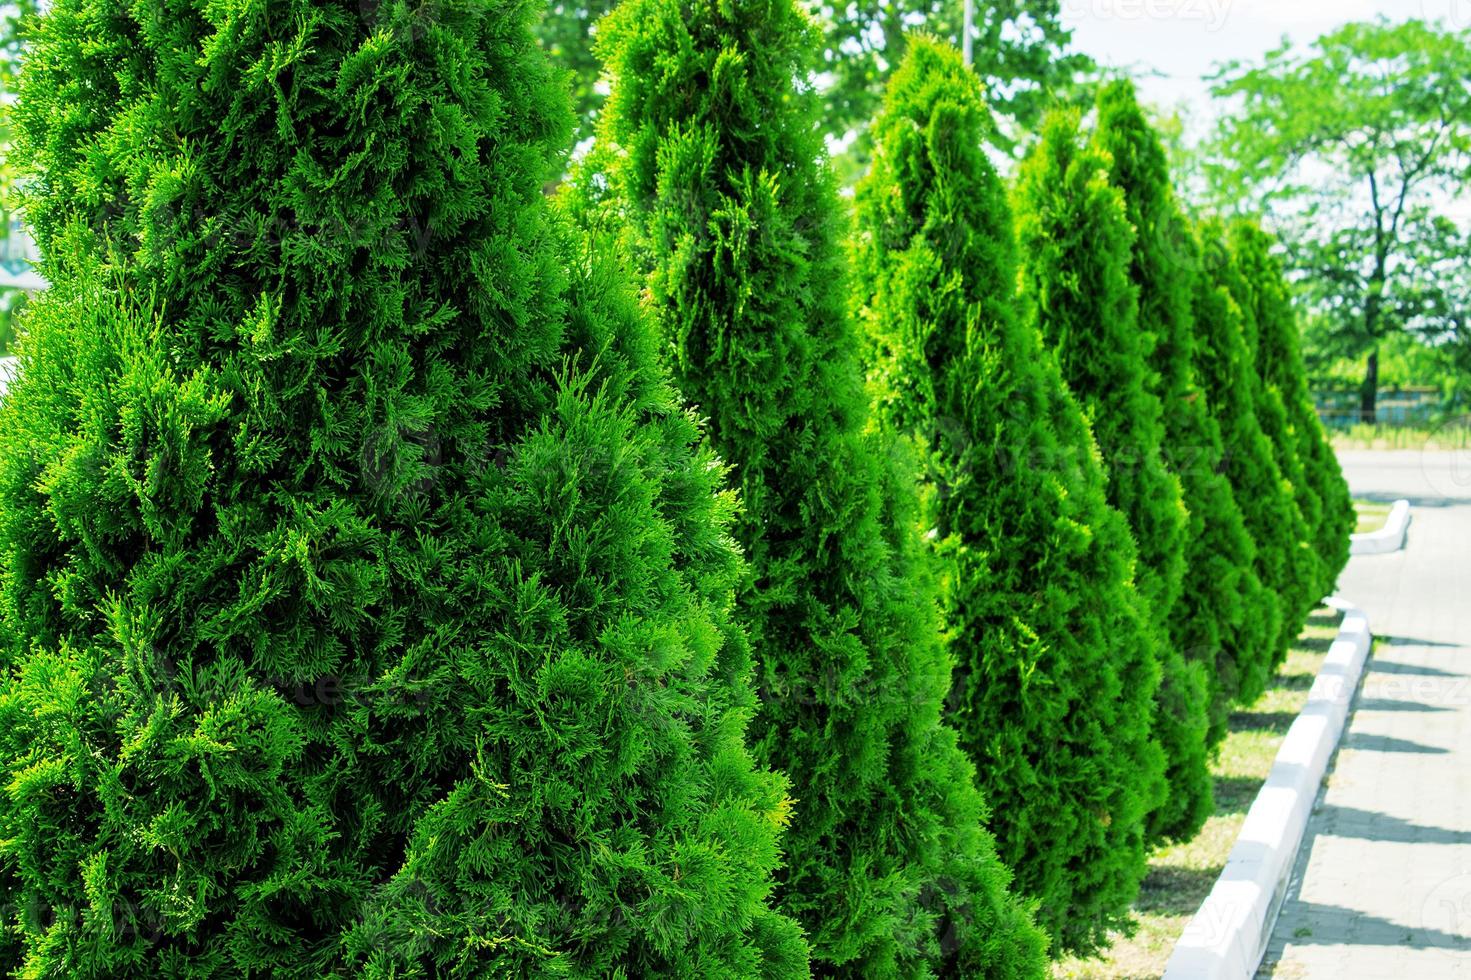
[847, 47, 1351, 956]
[0, 0, 1351, 975]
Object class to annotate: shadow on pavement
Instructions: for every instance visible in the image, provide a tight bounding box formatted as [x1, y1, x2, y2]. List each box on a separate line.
[1264, 900, 1470, 950]
[1367, 658, 1464, 677]
[1307, 804, 1471, 846]
[1352, 697, 1453, 714]
[1341, 732, 1449, 754]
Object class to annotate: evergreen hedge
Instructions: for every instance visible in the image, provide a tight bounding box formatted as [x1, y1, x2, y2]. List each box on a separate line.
[1195, 220, 1316, 669]
[1093, 81, 1275, 740]
[1223, 225, 1324, 632]
[592, 7, 1045, 977]
[0, 0, 812, 974]
[851, 37, 1166, 956]
[1013, 110, 1211, 843]
[1229, 222, 1355, 600]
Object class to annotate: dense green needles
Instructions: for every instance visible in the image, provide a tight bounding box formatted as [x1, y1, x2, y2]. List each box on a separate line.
[1093, 80, 1276, 745]
[1014, 109, 1210, 844]
[1230, 222, 1356, 606]
[1195, 221, 1317, 671]
[0, 0, 809, 974]
[0, 0, 1358, 969]
[851, 38, 1166, 956]
[1225, 225, 1326, 639]
[590, 7, 1046, 977]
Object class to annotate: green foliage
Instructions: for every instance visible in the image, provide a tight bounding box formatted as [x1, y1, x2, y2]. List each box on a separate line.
[810, 0, 1088, 154]
[0, 0, 42, 289]
[0, 0, 812, 974]
[851, 37, 1165, 956]
[1230, 222, 1353, 599]
[1195, 221, 1316, 671]
[1013, 109, 1209, 844]
[1217, 223, 1323, 632]
[1093, 80, 1274, 744]
[1224, 225, 1324, 627]
[1310, 328, 1471, 420]
[535, 0, 608, 148]
[1206, 18, 1471, 421]
[0, 0, 34, 87]
[1014, 110, 1188, 628]
[0, 286, 24, 351]
[590, 6, 1047, 976]
[535, 0, 1087, 155]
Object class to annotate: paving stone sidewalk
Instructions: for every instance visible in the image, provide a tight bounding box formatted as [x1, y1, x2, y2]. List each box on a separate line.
[1259, 450, 1471, 978]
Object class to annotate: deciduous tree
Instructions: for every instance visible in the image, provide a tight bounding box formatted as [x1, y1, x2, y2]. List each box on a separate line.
[1207, 18, 1471, 422]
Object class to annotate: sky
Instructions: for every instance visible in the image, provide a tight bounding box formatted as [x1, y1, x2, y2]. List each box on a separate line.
[1060, 0, 1470, 130]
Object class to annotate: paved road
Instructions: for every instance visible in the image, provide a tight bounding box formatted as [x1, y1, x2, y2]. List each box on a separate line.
[1260, 450, 1471, 978]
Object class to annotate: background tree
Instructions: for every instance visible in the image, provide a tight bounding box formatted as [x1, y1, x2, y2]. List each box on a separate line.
[535, 0, 1088, 153]
[591, 2, 1047, 975]
[1367, 225, 1471, 393]
[1206, 18, 1471, 422]
[1094, 79, 1275, 745]
[536, 0, 609, 148]
[0, 0, 812, 972]
[0, 0, 33, 91]
[852, 37, 1166, 955]
[0, 0, 40, 349]
[809, 0, 1088, 154]
[1195, 220, 1318, 669]
[1014, 109, 1210, 843]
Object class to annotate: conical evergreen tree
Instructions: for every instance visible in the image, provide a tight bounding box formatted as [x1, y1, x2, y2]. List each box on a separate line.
[0, 0, 811, 974]
[850, 37, 1166, 956]
[1014, 110, 1210, 842]
[1194, 220, 1315, 670]
[590, 6, 1047, 976]
[1229, 221, 1354, 600]
[1093, 81, 1275, 741]
[1224, 224, 1325, 626]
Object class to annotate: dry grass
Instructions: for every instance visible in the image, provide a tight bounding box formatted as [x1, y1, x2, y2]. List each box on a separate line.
[1050, 608, 1343, 979]
[1353, 499, 1393, 534]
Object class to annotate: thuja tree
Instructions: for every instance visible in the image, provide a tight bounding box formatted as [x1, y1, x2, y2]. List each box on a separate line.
[591, 5, 1048, 977]
[851, 37, 1166, 955]
[1207, 225, 1320, 657]
[1195, 220, 1316, 669]
[0, 0, 814, 974]
[1013, 110, 1210, 843]
[1224, 224, 1325, 626]
[1093, 80, 1275, 741]
[1230, 222, 1354, 600]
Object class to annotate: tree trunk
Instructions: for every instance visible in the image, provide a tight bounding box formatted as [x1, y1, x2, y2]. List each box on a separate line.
[1359, 346, 1378, 424]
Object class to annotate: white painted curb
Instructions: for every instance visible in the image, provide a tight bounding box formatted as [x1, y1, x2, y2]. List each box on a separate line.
[1350, 498, 1410, 555]
[1162, 596, 1373, 980]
